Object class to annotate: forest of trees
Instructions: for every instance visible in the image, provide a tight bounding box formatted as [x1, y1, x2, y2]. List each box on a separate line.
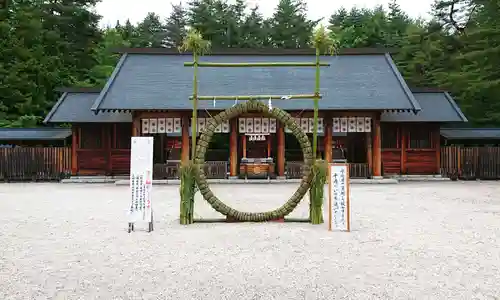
[0, 0, 499, 127]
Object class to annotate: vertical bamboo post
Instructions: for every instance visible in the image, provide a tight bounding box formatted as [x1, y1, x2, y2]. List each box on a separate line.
[312, 47, 320, 162]
[181, 115, 190, 163]
[191, 52, 198, 159]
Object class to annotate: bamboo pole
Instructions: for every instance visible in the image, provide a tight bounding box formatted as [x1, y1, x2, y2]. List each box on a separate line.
[190, 94, 322, 101]
[312, 47, 320, 162]
[191, 52, 198, 159]
[183, 62, 331, 67]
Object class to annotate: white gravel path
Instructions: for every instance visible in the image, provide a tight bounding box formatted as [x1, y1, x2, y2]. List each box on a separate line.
[0, 181, 499, 299]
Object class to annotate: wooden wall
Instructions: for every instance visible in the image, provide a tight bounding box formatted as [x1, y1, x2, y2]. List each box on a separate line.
[381, 123, 440, 175]
[72, 123, 131, 175]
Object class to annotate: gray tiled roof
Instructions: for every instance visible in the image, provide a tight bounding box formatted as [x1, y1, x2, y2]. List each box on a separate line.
[441, 128, 500, 140]
[44, 90, 132, 123]
[0, 128, 71, 140]
[91, 52, 420, 112]
[381, 91, 467, 122]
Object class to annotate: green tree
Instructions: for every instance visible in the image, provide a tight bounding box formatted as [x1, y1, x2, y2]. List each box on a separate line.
[135, 12, 167, 47]
[269, 0, 318, 48]
[164, 2, 188, 48]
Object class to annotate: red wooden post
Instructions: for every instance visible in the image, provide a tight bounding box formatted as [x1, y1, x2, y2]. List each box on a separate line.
[277, 123, 285, 177]
[400, 125, 407, 174]
[229, 118, 238, 176]
[71, 126, 78, 175]
[435, 126, 441, 174]
[372, 115, 382, 177]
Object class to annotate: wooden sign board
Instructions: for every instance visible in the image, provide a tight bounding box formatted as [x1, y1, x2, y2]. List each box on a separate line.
[328, 163, 351, 232]
[128, 136, 154, 233]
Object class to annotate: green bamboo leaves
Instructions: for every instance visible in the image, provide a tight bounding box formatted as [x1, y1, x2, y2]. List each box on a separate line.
[311, 25, 338, 56]
[178, 29, 212, 55]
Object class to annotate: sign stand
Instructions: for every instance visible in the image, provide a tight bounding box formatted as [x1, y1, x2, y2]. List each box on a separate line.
[128, 136, 154, 233]
[127, 210, 154, 233]
[328, 162, 351, 232]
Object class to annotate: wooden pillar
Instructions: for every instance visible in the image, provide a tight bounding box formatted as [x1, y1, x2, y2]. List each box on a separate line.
[181, 115, 190, 163]
[400, 125, 407, 174]
[324, 117, 332, 163]
[242, 134, 247, 158]
[71, 126, 78, 176]
[435, 127, 441, 174]
[372, 115, 382, 177]
[366, 132, 372, 173]
[105, 124, 112, 175]
[229, 118, 238, 176]
[267, 136, 271, 157]
[132, 113, 140, 137]
[277, 123, 285, 177]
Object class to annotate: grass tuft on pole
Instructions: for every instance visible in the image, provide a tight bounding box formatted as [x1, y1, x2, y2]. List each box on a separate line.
[310, 25, 337, 224]
[309, 160, 328, 224]
[178, 29, 211, 225]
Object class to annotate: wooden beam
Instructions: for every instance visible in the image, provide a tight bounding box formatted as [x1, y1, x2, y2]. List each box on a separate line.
[71, 126, 78, 176]
[400, 125, 407, 174]
[277, 123, 285, 177]
[372, 115, 382, 177]
[229, 118, 238, 176]
[324, 117, 332, 163]
[136, 111, 184, 118]
[181, 115, 190, 163]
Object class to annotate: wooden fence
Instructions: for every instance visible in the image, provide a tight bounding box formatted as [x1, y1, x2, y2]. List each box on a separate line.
[0, 147, 71, 182]
[441, 146, 500, 180]
[153, 161, 228, 180]
[285, 161, 370, 179]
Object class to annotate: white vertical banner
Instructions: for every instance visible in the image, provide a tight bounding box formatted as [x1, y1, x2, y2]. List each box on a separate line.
[328, 163, 350, 232]
[129, 137, 154, 224]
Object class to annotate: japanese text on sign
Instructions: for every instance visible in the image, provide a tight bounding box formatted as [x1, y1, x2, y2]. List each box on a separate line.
[129, 137, 154, 223]
[329, 164, 350, 231]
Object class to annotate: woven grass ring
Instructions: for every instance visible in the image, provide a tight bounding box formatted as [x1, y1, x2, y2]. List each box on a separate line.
[194, 100, 314, 221]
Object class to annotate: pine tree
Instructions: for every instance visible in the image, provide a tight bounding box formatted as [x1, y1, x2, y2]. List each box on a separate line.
[164, 2, 188, 48]
[269, 0, 319, 48]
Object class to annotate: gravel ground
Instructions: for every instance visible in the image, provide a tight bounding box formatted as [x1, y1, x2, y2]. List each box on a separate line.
[0, 181, 499, 300]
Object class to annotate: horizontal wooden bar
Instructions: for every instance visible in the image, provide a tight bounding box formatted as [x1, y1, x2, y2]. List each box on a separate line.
[183, 62, 330, 67]
[190, 94, 322, 100]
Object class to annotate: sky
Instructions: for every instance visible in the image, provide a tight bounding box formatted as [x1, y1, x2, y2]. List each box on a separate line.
[95, 0, 435, 27]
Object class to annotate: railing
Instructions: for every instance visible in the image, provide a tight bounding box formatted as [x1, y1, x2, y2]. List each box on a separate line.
[349, 163, 371, 178]
[153, 161, 228, 180]
[285, 161, 304, 179]
[441, 146, 500, 180]
[0, 147, 71, 182]
[285, 161, 370, 179]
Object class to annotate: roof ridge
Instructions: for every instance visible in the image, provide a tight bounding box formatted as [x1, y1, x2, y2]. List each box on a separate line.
[384, 54, 421, 113]
[113, 47, 398, 56]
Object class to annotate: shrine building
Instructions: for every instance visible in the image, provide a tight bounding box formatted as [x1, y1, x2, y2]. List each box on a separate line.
[43, 48, 468, 179]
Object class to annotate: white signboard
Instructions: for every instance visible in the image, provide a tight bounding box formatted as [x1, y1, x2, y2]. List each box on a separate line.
[328, 163, 351, 231]
[129, 137, 154, 224]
